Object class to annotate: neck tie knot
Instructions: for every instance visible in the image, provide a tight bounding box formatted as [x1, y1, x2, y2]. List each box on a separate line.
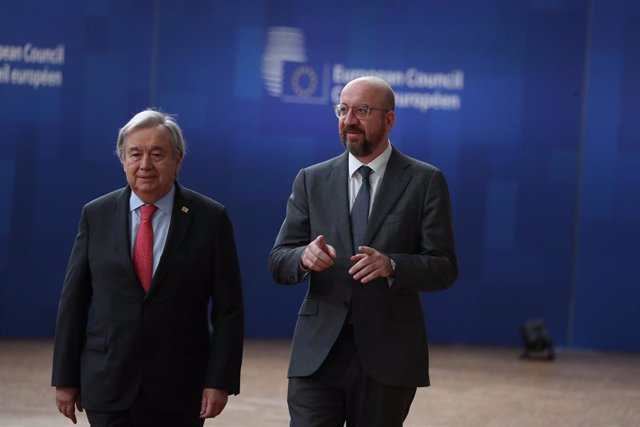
[359, 165, 372, 181]
[140, 204, 158, 221]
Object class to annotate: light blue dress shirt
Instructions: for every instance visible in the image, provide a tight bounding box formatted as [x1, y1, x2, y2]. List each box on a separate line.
[129, 185, 175, 276]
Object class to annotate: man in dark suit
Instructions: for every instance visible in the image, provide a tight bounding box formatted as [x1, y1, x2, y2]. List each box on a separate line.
[52, 109, 244, 427]
[269, 76, 458, 426]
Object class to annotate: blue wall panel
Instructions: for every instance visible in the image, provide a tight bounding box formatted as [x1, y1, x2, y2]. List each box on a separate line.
[0, 0, 638, 353]
[573, 0, 640, 352]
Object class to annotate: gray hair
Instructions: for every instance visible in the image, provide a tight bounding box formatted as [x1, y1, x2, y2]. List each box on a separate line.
[116, 109, 186, 163]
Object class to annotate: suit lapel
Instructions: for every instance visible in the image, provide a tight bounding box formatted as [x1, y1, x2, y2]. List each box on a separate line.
[115, 187, 137, 281]
[363, 147, 412, 246]
[149, 183, 193, 294]
[319, 153, 352, 254]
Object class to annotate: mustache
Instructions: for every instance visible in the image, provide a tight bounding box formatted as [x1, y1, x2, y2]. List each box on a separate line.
[343, 125, 364, 133]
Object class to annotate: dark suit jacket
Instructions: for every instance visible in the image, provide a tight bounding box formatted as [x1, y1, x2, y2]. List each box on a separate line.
[269, 146, 457, 388]
[52, 183, 244, 412]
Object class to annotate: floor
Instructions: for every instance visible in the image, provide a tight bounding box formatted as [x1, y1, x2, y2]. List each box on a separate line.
[1, 339, 639, 426]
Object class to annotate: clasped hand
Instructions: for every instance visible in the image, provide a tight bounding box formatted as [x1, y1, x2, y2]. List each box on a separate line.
[301, 235, 393, 283]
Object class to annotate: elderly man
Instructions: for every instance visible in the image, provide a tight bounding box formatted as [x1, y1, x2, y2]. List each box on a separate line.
[52, 109, 244, 427]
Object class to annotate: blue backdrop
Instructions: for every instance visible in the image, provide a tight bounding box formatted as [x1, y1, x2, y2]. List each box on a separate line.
[1, 0, 638, 352]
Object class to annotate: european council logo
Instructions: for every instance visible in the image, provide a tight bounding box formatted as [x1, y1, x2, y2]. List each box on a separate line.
[281, 62, 329, 104]
[261, 26, 329, 104]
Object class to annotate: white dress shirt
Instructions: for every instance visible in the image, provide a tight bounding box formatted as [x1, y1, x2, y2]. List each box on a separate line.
[348, 140, 393, 214]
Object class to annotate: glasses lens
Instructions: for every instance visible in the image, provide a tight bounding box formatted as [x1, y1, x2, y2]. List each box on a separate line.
[334, 104, 378, 119]
[354, 105, 370, 119]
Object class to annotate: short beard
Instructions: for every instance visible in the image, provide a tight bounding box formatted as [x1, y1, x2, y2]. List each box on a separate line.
[341, 133, 374, 158]
[340, 123, 386, 158]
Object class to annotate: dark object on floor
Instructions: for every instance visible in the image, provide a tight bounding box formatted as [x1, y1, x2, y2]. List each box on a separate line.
[520, 319, 555, 360]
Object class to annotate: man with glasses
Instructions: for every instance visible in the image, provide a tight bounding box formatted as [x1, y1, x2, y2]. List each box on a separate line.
[269, 76, 458, 426]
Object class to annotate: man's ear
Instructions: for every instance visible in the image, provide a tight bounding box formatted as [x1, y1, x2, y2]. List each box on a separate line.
[386, 111, 396, 131]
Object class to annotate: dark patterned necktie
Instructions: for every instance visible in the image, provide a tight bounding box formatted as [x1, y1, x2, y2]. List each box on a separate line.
[351, 166, 372, 253]
[133, 204, 157, 293]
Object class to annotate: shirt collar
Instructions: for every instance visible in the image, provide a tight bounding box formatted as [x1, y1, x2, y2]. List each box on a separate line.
[348, 140, 393, 179]
[129, 185, 176, 216]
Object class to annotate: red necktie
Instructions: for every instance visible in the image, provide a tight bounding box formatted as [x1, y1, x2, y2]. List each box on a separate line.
[133, 204, 158, 293]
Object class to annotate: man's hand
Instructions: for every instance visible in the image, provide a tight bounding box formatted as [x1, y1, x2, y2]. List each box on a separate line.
[349, 246, 394, 283]
[55, 386, 82, 424]
[200, 388, 228, 419]
[301, 235, 337, 272]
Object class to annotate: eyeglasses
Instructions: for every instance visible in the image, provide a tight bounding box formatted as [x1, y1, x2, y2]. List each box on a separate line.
[333, 103, 389, 119]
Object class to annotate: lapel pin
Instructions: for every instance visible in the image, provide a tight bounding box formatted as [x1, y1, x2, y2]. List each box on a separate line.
[181, 206, 189, 214]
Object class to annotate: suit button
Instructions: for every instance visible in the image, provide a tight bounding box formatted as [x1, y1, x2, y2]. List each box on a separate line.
[288, 276, 296, 283]
[343, 301, 350, 308]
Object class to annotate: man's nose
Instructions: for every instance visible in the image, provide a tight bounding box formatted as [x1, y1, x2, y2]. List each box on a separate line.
[140, 154, 152, 168]
[343, 107, 359, 125]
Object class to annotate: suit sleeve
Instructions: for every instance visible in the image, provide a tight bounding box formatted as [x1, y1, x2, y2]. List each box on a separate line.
[391, 169, 458, 292]
[51, 207, 92, 387]
[205, 208, 244, 395]
[268, 169, 310, 285]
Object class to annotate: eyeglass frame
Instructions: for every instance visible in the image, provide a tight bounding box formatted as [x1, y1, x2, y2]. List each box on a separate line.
[333, 103, 390, 120]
